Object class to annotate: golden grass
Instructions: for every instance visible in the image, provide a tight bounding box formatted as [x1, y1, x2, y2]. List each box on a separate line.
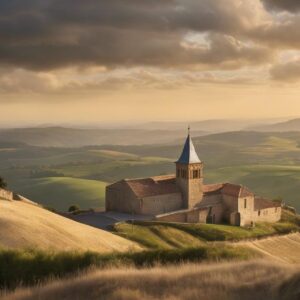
[234, 233, 300, 264]
[0, 200, 139, 252]
[4, 260, 300, 300]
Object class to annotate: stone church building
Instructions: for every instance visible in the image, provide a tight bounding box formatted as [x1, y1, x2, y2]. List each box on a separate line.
[106, 131, 281, 226]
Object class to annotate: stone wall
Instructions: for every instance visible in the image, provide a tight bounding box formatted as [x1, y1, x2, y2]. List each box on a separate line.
[254, 207, 282, 223]
[0, 188, 13, 201]
[238, 195, 255, 226]
[106, 182, 140, 214]
[141, 193, 182, 215]
[188, 175, 204, 208]
[155, 211, 187, 222]
[186, 209, 200, 223]
[156, 207, 223, 224]
[230, 212, 241, 226]
[176, 162, 204, 209]
[211, 203, 224, 224]
[199, 209, 209, 223]
[222, 195, 238, 222]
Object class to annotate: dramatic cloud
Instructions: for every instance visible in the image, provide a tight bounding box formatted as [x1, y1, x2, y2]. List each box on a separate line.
[0, 66, 266, 96]
[0, 0, 300, 100]
[261, 0, 300, 12]
[270, 60, 300, 81]
[0, 0, 270, 71]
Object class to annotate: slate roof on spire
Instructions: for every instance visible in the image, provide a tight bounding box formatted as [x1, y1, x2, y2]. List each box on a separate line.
[176, 132, 201, 164]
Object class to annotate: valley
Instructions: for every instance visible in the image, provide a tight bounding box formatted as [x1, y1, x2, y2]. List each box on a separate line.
[1, 130, 300, 212]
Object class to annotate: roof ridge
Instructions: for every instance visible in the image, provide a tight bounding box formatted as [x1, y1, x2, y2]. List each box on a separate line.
[124, 174, 175, 183]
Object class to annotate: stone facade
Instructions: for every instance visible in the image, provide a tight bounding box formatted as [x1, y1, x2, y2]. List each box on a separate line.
[105, 132, 282, 226]
[176, 162, 203, 209]
[106, 176, 182, 215]
[140, 193, 182, 215]
[253, 198, 282, 223]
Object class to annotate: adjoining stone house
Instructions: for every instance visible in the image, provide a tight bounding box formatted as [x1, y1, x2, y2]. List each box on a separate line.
[106, 130, 281, 226]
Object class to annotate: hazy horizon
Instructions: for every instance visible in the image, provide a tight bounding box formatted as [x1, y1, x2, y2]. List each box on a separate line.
[0, 116, 297, 130]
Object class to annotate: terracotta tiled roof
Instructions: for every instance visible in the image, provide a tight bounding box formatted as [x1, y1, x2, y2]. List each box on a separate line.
[198, 196, 222, 208]
[254, 198, 281, 210]
[203, 183, 253, 198]
[221, 183, 253, 197]
[125, 175, 180, 198]
[203, 183, 224, 194]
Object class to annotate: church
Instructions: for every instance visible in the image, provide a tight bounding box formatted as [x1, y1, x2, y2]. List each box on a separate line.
[105, 130, 281, 226]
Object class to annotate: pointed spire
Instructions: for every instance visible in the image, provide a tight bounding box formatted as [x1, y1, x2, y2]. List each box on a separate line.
[176, 127, 201, 164]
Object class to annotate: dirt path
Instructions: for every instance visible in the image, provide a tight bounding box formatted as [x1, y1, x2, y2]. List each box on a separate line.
[234, 233, 300, 264]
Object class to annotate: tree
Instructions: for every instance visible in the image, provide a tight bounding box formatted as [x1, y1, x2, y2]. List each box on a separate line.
[0, 176, 7, 189]
[68, 205, 80, 213]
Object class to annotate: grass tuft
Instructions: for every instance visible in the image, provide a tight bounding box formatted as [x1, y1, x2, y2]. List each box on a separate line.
[0, 245, 257, 290]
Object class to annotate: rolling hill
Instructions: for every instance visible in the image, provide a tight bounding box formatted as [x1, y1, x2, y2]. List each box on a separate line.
[133, 119, 265, 132]
[112, 214, 300, 251]
[0, 199, 138, 252]
[9, 177, 107, 211]
[1, 131, 300, 211]
[237, 233, 300, 264]
[0, 127, 206, 147]
[249, 118, 300, 132]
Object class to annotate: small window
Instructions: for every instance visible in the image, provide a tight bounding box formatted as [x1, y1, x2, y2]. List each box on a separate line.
[177, 169, 180, 177]
[244, 198, 247, 209]
[258, 210, 261, 216]
[193, 170, 199, 179]
[275, 207, 277, 213]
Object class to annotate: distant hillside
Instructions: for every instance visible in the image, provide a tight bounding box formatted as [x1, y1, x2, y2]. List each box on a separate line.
[1, 131, 300, 212]
[0, 127, 206, 147]
[10, 177, 107, 211]
[0, 199, 138, 252]
[136, 119, 267, 132]
[249, 118, 300, 132]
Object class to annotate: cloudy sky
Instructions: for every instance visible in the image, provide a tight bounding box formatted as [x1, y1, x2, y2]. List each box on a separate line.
[1, 0, 300, 125]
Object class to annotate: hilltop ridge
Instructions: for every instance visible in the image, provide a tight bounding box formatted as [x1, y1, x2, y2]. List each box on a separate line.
[0, 197, 139, 252]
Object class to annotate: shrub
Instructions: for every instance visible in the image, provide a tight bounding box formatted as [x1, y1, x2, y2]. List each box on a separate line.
[68, 205, 80, 213]
[0, 176, 7, 189]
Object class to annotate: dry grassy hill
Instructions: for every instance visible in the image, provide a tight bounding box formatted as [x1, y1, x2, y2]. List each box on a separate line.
[5, 260, 300, 300]
[0, 199, 139, 252]
[236, 233, 300, 264]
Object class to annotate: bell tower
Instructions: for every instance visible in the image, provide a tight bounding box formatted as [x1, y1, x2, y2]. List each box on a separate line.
[176, 127, 204, 209]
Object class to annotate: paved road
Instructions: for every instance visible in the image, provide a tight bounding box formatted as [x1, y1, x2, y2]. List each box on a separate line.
[70, 212, 153, 230]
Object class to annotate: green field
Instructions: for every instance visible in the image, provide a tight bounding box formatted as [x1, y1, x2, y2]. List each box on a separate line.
[10, 177, 107, 211]
[1, 131, 300, 211]
[112, 213, 299, 250]
[205, 165, 300, 210]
